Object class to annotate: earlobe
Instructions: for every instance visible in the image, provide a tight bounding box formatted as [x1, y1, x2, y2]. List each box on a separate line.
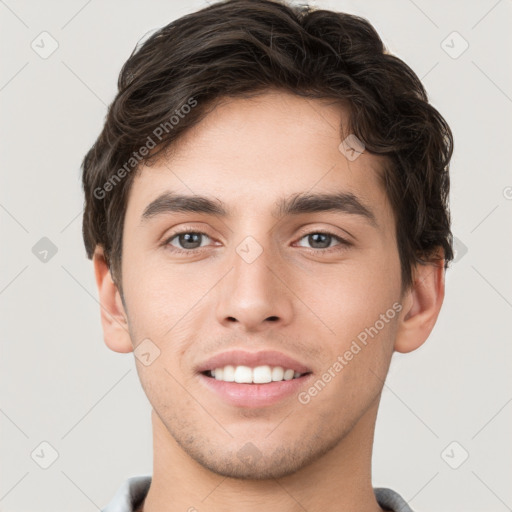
[394, 258, 445, 354]
[92, 245, 133, 354]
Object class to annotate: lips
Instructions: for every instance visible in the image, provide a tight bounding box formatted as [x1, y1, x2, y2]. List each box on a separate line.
[195, 349, 313, 408]
[195, 349, 312, 375]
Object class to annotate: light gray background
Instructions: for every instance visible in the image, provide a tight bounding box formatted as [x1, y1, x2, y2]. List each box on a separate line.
[1, 0, 511, 511]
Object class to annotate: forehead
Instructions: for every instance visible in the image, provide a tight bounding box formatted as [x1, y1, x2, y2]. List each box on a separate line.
[126, 91, 392, 223]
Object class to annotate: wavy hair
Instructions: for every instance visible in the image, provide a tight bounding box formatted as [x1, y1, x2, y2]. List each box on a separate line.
[81, 0, 454, 294]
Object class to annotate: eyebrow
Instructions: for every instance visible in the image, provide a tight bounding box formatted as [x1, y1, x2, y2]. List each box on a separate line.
[140, 191, 377, 227]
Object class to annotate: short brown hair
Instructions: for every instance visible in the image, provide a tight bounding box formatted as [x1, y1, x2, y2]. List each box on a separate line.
[81, 0, 454, 295]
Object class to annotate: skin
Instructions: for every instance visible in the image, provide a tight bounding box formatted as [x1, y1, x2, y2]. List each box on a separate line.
[93, 90, 445, 512]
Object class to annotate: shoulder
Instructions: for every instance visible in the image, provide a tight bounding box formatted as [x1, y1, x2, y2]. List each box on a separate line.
[374, 487, 415, 512]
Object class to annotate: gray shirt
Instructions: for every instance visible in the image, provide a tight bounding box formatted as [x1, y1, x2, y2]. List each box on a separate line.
[101, 475, 414, 512]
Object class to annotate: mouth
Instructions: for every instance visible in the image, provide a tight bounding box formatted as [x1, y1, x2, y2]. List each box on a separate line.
[196, 350, 313, 408]
[201, 365, 311, 383]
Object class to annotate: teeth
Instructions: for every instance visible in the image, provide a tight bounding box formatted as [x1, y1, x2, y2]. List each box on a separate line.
[223, 365, 235, 382]
[253, 365, 272, 383]
[209, 365, 304, 384]
[283, 369, 294, 380]
[271, 366, 284, 381]
[234, 365, 253, 383]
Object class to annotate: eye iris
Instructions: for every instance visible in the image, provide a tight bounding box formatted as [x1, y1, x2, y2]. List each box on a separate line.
[309, 233, 331, 249]
[179, 232, 202, 249]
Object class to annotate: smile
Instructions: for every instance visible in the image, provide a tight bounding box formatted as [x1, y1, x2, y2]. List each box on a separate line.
[196, 350, 314, 408]
[203, 365, 309, 384]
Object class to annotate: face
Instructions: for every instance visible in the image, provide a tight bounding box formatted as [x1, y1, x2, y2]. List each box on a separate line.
[117, 91, 404, 479]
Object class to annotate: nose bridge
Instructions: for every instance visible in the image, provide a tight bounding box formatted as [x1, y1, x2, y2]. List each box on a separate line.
[215, 230, 293, 331]
[233, 234, 275, 296]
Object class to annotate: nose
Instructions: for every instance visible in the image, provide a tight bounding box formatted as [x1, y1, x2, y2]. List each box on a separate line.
[215, 238, 294, 333]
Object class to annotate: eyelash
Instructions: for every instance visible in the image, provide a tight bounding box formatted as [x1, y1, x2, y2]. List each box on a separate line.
[162, 227, 352, 256]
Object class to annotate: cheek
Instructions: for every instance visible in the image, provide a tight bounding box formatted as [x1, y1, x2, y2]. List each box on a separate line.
[122, 250, 213, 374]
[291, 252, 401, 342]
[289, 249, 401, 408]
[300, 311, 398, 423]
[121, 248, 184, 339]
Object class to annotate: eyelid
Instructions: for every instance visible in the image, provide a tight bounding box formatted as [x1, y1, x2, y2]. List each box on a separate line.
[161, 222, 219, 243]
[294, 224, 355, 243]
[299, 224, 356, 242]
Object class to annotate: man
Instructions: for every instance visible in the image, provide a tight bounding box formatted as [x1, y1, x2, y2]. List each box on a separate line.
[81, 0, 454, 510]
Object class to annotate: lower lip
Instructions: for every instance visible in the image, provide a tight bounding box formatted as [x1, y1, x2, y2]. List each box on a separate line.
[198, 373, 313, 408]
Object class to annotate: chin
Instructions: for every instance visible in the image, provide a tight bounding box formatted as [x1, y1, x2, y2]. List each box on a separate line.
[192, 451, 307, 480]
[177, 433, 343, 481]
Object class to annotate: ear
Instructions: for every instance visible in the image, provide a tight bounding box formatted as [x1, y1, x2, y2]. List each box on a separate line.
[92, 245, 133, 353]
[394, 257, 445, 353]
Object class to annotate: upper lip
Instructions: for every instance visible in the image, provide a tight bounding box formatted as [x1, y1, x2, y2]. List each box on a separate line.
[196, 350, 312, 374]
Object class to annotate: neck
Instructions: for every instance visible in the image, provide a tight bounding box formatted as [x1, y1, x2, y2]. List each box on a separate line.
[142, 400, 383, 512]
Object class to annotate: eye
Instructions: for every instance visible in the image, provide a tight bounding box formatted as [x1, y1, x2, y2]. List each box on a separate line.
[295, 231, 351, 251]
[163, 228, 352, 256]
[165, 229, 213, 252]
